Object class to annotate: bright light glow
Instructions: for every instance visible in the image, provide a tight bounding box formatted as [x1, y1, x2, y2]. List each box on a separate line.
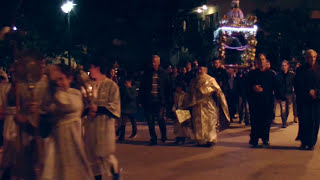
[214, 25, 258, 40]
[197, 9, 203, 13]
[13, 26, 17, 31]
[202, 5, 208, 10]
[61, 1, 76, 13]
[219, 25, 258, 32]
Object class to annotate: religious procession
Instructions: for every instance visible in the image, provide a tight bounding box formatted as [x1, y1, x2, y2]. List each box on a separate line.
[1, 0, 320, 180]
[0, 48, 319, 180]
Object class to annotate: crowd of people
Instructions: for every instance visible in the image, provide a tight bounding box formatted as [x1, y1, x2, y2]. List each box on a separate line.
[113, 51, 319, 151]
[0, 48, 319, 180]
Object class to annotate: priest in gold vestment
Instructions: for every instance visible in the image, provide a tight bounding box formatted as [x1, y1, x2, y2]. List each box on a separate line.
[185, 65, 230, 147]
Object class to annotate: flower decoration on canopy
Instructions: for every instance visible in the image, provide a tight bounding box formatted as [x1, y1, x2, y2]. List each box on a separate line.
[214, 0, 258, 65]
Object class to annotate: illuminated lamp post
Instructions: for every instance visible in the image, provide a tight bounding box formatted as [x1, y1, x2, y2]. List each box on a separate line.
[196, 5, 208, 31]
[61, 1, 76, 66]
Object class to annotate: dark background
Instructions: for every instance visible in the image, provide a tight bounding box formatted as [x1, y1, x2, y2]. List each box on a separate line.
[1, 0, 320, 70]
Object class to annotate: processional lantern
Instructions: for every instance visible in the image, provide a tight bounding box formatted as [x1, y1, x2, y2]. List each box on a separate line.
[15, 56, 42, 83]
[214, 0, 258, 65]
[15, 53, 45, 177]
[15, 55, 42, 127]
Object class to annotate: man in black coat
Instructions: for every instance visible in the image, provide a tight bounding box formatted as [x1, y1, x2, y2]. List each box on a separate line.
[234, 69, 250, 125]
[247, 54, 279, 147]
[208, 59, 233, 120]
[294, 49, 320, 150]
[208, 59, 230, 94]
[139, 55, 169, 145]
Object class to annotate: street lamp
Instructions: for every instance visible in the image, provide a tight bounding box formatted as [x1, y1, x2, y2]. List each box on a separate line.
[202, 5, 208, 10]
[61, 1, 76, 66]
[197, 5, 208, 15]
[197, 4, 208, 31]
[61, 1, 75, 14]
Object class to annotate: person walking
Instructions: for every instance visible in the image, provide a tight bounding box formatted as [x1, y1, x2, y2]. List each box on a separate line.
[118, 76, 138, 141]
[276, 60, 296, 128]
[139, 55, 169, 145]
[83, 58, 121, 180]
[186, 63, 230, 147]
[247, 54, 279, 147]
[41, 64, 94, 180]
[294, 49, 320, 150]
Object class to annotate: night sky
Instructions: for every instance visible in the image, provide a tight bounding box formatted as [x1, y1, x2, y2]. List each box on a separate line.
[210, 0, 320, 15]
[0, 0, 183, 67]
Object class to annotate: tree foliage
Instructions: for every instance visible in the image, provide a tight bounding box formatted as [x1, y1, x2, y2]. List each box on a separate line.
[255, 8, 320, 68]
[171, 14, 216, 65]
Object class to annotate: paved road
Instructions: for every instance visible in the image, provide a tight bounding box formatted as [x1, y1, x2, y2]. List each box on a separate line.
[116, 111, 320, 180]
[1, 105, 318, 180]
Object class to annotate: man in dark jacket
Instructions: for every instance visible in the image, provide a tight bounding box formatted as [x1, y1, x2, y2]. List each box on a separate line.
[209, 59, 232, 120]
[234, 69, 250, 125]
[185, 62, 197, 89]
[276, 60, 296, 128]
[247, 54, 279, 147]
[294, 49, 320, 150]
[209, 59, 230, 94]
[140, 55, 169, 145]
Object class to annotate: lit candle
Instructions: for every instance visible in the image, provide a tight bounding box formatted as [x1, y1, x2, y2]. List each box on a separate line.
[88, 85, 93, 92]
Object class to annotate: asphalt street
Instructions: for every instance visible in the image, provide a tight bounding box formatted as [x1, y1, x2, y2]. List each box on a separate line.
[115, 107, 320, 180]
[1, 106, 318, 180]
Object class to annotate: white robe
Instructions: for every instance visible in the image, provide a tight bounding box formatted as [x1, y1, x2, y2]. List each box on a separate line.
[41, 88, 94, 180]
[83, 78, 121, 176]
[172, 91, 192, 138]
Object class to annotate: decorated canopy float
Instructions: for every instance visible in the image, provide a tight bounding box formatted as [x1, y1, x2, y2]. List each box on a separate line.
[214, 0, 258, 67]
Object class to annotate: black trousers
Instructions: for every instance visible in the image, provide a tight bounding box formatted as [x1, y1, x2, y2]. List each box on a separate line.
[118, 114, 137, 140]
[239, 97, 250, 125]
[249, 103, 273, 143]
[226, 92, 237, 121]
[298, 102, 320, 147]
[144, 103, 167, 142]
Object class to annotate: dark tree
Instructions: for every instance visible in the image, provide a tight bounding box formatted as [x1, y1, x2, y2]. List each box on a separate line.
[255, 8, 320, 69]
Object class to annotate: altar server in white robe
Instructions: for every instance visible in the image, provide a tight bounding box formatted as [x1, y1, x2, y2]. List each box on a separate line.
[41, 64, 94, 180]
[83, 58, 121, 180]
